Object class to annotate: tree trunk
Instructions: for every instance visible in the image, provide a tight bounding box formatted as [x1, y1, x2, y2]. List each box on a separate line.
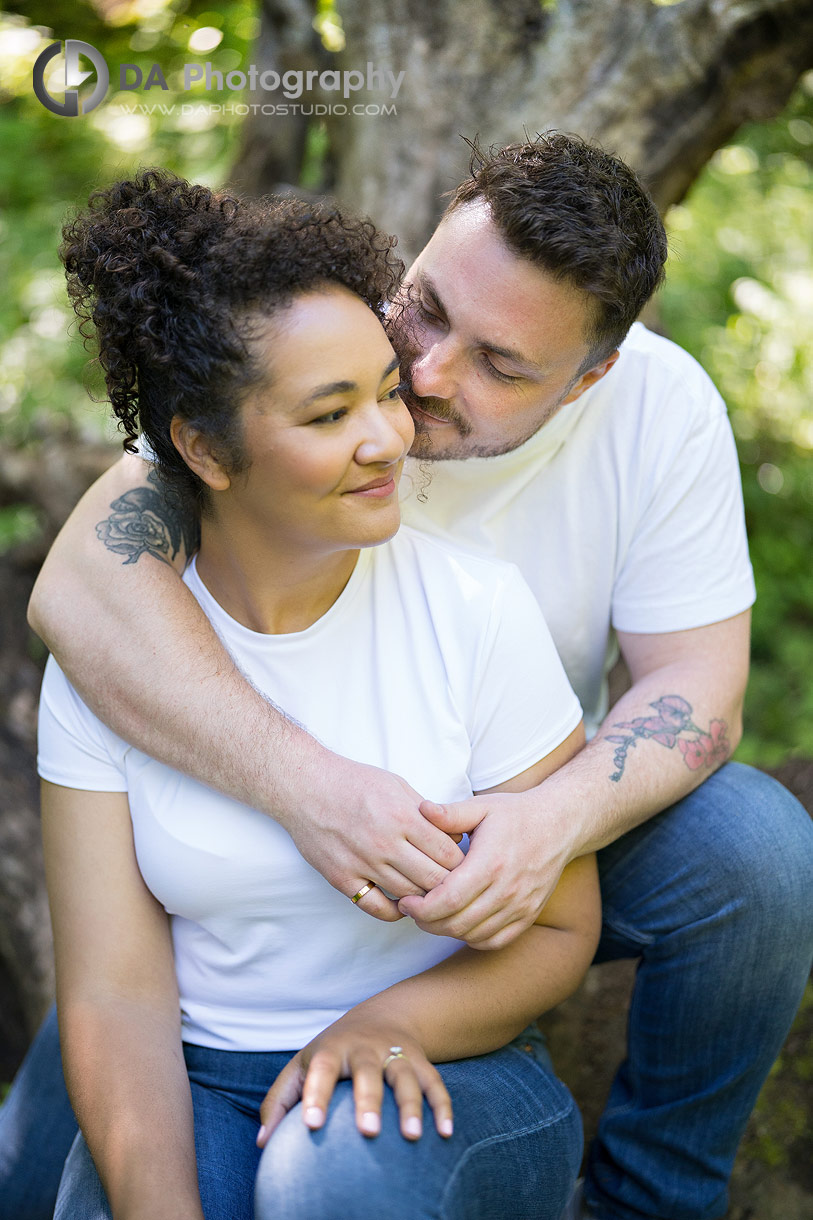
[0, 437, 116, 1076]
[230, 0, 813, 259]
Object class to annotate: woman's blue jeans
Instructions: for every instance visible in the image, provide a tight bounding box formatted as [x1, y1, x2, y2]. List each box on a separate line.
[1, 763, 812, 1219]
[52, 1028, 580, 1220]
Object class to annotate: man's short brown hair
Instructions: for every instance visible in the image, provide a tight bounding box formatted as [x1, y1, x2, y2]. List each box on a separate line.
[445, 133, 668, 366]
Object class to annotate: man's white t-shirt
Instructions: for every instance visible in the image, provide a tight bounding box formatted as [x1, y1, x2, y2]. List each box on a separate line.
[400, 324, 756, 736]
[38, 525, 582, 1052]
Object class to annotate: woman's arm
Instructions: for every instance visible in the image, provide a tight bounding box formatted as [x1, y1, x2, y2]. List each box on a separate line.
[41, 781, 204, 1220]
[29, 455, 462, 916]
[259, 724, 600, 1141]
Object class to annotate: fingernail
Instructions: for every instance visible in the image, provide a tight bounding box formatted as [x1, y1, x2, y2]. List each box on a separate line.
[439, 1118, 453, 1137]
[360, 1111, 381, 1136]
[304, 1106, 324, 1128]
[404, 1116, 422, 1138]
[256, 1124, 269, 1146]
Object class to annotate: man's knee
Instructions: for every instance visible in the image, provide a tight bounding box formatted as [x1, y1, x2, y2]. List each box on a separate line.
[690, 763, 813, 935]
[600, 762, 813, 954]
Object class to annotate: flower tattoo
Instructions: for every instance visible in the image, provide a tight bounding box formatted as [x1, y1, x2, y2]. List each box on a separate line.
[604, 695, 730, 782]
[96, 469, 199, 566]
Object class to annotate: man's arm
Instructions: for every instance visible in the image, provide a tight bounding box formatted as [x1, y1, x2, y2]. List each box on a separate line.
[400, 610, 750, 946]
[29, 455, 464, 918]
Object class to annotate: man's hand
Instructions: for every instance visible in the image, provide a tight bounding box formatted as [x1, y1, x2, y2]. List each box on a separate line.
[398, 791, 576, 947]
[285, 757, 466, 922]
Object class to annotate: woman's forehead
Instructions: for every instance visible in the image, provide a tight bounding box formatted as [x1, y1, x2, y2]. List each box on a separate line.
[247, 287, 397, 410]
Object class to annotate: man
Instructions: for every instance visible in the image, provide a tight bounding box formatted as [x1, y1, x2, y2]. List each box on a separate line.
[5, 133, 813, 1220]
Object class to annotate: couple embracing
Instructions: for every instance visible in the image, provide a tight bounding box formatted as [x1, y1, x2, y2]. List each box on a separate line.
[2, 133, 812, 1220]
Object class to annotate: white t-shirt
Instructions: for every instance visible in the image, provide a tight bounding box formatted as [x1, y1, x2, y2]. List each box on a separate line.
[400, 324, 756, 737]
[38, 525, 581, 1051]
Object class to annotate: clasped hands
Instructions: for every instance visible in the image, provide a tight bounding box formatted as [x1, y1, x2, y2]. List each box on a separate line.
[289, 759, 573, 951]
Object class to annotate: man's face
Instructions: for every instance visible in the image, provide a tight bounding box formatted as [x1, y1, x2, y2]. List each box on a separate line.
[392, 201, 618, 461]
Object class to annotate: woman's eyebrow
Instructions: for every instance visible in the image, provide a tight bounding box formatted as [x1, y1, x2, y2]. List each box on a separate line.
[301, 379, 356, 406]
[299, 357, 400, 408]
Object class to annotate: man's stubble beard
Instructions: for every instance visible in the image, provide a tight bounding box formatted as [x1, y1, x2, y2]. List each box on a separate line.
[388, 302, 577, 462]
[400, 370, 572, 462]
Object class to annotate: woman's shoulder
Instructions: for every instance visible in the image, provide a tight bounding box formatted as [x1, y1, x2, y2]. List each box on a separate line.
[373, 524, 532, 639]
[383, 522, 522, 602]
[385, 524, 525, 594]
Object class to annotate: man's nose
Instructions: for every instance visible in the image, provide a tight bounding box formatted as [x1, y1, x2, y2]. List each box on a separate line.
[410, 337, 458, 400]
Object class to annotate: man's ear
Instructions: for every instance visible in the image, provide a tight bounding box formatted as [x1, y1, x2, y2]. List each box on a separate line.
[561, 349, 621, 405]
[170, 417, 231, 491]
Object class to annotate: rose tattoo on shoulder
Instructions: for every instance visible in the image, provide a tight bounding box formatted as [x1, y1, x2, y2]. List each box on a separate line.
[96, 470, 198, 566]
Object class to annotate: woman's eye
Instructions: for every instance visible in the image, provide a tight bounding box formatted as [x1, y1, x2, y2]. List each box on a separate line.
[311, 407, 347, 425]
[381, 384, 406, 402]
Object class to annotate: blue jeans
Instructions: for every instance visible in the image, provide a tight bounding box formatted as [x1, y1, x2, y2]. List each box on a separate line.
[52, 1029, 580, 1219]
[1, 764, 811, 1219]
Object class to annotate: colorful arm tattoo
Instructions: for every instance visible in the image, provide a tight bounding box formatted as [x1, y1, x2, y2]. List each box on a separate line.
[604, 694, 731, 782]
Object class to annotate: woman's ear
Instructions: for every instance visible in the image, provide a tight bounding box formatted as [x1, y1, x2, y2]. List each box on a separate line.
[170, 417, 231, 491]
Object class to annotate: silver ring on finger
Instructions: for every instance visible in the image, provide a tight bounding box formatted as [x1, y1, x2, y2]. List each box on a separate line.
[382, 1046, 407, 1070]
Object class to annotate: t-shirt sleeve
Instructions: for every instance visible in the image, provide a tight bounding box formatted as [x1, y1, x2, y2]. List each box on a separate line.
[38, 656, 128, 791]
[467, 566, 583, 791]
[612, 402, 755, 634]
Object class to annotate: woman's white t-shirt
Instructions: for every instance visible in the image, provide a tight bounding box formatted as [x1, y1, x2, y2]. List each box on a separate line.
[38, 525, 581, 1052]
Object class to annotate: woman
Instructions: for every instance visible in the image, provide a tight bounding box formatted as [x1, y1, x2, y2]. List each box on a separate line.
[38, 170, 599, 1220]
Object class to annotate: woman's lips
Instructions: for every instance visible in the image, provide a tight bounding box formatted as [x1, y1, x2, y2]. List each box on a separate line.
[345, 476, 397, 498]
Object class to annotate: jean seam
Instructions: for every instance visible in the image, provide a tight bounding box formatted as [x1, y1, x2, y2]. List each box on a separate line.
[600, 907, 656, 948]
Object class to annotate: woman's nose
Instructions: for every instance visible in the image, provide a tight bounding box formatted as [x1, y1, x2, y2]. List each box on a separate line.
[355, 402, 411, 465]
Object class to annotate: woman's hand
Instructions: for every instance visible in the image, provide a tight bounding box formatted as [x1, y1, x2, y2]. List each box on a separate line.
[256, 1017, 453, 1147]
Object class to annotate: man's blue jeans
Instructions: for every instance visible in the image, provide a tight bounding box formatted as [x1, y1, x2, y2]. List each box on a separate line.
[52, 1029, 580, 1219]
[1, 763, 812, 1219]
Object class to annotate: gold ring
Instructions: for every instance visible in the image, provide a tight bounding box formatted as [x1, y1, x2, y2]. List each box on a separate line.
[383, 1046, 406, 1070]
[350, 881, 377, 904]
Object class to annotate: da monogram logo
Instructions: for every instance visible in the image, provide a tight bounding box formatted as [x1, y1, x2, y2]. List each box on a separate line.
[33, 40, 110, 117]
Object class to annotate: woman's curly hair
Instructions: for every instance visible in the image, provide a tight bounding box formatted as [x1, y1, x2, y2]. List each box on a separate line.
[60, 168, 404, 512]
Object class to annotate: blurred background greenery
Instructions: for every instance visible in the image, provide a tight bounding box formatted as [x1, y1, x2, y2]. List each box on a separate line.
[1, 0, 811, 768]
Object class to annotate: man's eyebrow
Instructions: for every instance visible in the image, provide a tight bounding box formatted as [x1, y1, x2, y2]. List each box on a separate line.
[418, 272, 544, 375]
[299, 356, 400, 408]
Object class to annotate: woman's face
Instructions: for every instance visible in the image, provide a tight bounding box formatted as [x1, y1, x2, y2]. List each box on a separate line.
[223, 285, 414, 557]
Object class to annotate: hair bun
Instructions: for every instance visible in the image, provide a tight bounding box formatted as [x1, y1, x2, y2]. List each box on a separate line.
[60, 169, 239, 447]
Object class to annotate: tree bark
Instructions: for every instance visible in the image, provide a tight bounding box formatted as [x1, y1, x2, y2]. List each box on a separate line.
[229, 0, 329, 196]
[0, 438, 116, 1072]
[230, 0, 813, 260]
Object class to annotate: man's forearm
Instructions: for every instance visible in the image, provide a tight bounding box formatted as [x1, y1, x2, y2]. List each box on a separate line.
[547, 659, 745, 856]
[395, 617, 750, 945]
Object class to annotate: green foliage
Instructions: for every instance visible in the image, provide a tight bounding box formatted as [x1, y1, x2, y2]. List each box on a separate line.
[0, 0, 257, 452]
[661, 74, 813, 765]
